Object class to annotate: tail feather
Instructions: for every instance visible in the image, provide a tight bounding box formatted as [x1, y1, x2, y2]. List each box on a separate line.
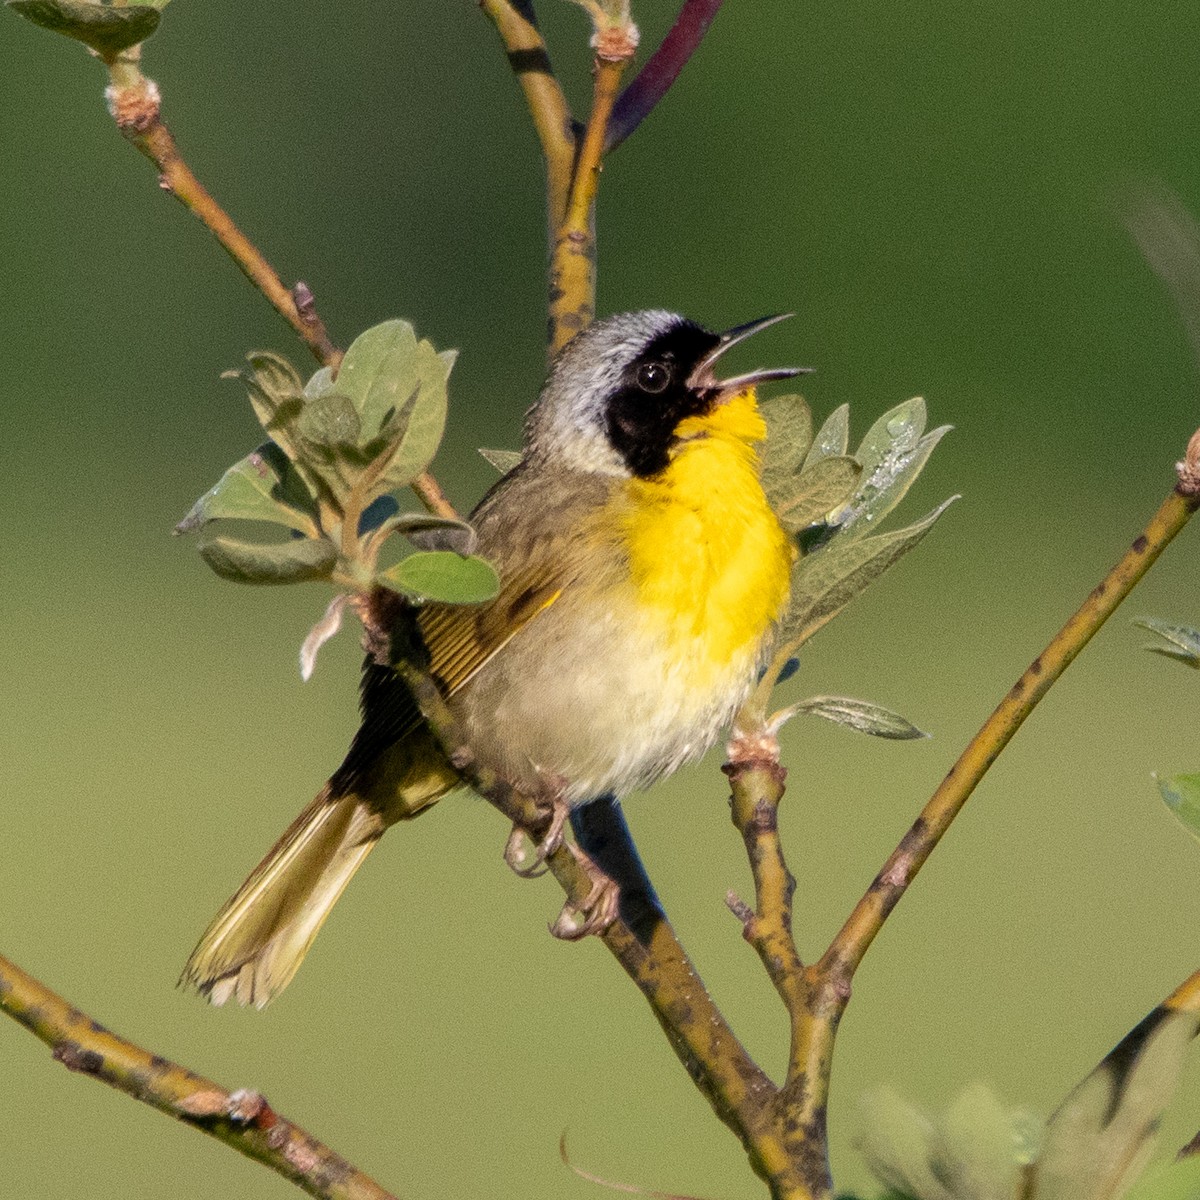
[181, 786, 384, 1009]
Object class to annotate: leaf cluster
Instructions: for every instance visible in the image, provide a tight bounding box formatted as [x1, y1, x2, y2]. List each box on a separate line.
[746, 392, 955, 730]
[858, 1007, 1200, 1200]
[177, 320, 499, 607]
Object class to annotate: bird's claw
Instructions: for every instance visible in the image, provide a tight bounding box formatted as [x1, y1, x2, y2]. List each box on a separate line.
[549, 847, 621, 941]
[502, 791, 570, 879]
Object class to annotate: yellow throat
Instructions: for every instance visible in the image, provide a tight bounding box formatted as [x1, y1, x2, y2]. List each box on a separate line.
[617, 388, 794, 679]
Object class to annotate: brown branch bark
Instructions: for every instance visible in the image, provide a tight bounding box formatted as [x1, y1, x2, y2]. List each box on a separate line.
[104, 50, 458, 522]
[0, 953, 399, 1200]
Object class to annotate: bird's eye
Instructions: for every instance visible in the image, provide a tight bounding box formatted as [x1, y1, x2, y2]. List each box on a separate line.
[636, 361, 672, 394]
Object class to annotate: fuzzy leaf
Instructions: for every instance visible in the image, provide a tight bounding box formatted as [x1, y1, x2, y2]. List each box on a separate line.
[1154, 772, 1200, 845]
[775, 455, 862, 533]
[332, 320, 452, 487]
[8, 0, 161, 55]
[802, 403, 850, 467]
[1031, 1008, 1200, 1200]
[198, 535, 335, 585]
[778, 695, 927, 740]
[175, 442, 318, 537]
[779, 498, 956, 653]
[760, 392, 814, 503]
[377, 552, 499, 604]
[1133, 617, 1200, 668]
[225, 352, 307, 464]
[297, 392, 362, 449]
[304, 365, 335, 399]
[370, 512, 478, 556]
[479, 448, 523, 474]
[859, 1084, 1040, 1200]
[855, 397, 927, 477]
[842, 398, 952, 531]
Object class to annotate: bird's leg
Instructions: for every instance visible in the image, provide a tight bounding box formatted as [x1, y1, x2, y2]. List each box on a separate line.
[549, 842, 620, 940]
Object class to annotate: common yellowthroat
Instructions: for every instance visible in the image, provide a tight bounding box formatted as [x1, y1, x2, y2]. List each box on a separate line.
[182, 310, 804, 1007]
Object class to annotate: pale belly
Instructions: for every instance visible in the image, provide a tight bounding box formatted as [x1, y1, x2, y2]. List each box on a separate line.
[456, 586, 769, 804]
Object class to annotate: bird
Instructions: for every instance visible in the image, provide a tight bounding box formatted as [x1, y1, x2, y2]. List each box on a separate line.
[181, 309, 804, 1008]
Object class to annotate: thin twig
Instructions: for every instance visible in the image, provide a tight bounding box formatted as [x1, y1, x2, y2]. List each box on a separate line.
[388, 651, 830, 1195]
[478, 0, 577, 231]
[106, 52, 338, 368]
[821, 481, 1200, 988]
[548, 57, 627, 353]
[104, 52, 460, 523]
[0, 953, 398, 1200]
[607, 0, 726, 151]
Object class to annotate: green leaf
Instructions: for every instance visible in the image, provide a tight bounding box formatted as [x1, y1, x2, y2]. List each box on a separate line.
[1154, 772, 1200, 844]
[855, 397, 927, 477]
[225, 352, 307, 465]
[760, 392, 814, 504]
[1030, 1008, 1200, 1200]
[291, 393, 368, 501]
[369, 512, 478, 556]
[198, 535, 336, 586]
[304, 365, 335, 399]
[8, 0, 161, 56]
[774, 455, 862, 533]
[857, 1086, 948, 1200]
[802, 403, 850, 468]
[859, 1083, 1041, 1200]
[779, 497, 957, 653]
[777, 695, 928, 740]
[377, 552, 499, 604]
[175, 442, 319, 537]
[479, 448, 523, 474]
[1133, 617, 1200, 668]
[843, 397, 952, 531]
[296, 392, 362, 449]
[332, 319, 453, 486]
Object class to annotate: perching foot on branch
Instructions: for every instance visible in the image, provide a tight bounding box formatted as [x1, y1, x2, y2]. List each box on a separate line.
[549, 844, 621, 941]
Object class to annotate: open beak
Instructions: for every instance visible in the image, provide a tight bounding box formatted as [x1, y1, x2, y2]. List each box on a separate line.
[688, 313, 813, 396]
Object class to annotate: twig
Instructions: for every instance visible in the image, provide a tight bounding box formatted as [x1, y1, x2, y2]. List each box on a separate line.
[105, 51, 339, 368]
[104, 50, 460, 523]
[822, 479, 1200, 989]
[547, 56, 628, 353]
[478, 0, 577, 231]
[607, 0, 726, 151]
[388, 652, 830, 1196]
[0, 953, 398, 1200]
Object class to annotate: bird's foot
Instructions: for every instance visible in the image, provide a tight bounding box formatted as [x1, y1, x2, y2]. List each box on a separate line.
[549, 846, 621, 941]
[502, 791, 570, 879]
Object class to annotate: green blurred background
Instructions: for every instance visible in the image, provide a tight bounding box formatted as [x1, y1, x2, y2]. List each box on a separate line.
[4, 1, 1200, 1196]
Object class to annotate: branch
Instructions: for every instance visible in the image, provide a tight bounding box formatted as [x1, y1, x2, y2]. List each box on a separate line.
[105, 51, 338, 368]
[607, 0, 726, 151]
[478, 0, 577, 231]
[384, 640, 838, 1197]
[821, 476, 1200, 989]
[547, 55, 628, 353]
[0, 953, 398, 1200]
[102, 50, 460, 523]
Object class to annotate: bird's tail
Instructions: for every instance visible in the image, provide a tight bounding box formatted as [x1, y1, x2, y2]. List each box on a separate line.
[181, 736, 457, 1008]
